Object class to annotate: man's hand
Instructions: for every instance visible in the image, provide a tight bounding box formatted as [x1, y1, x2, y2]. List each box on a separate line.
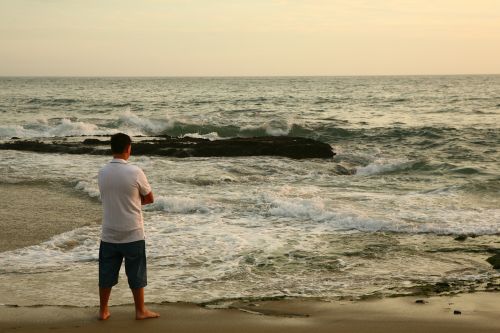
[140, 192, 154, 205]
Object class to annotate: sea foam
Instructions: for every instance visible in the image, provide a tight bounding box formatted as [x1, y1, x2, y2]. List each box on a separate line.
[74, 180, 100, 199]
[144, 195, 212, 214]
[117, 109, 174, 135]
[0, 118, 106, 138]
[260, 191, 500, 235]
[356, 158, 418, 175]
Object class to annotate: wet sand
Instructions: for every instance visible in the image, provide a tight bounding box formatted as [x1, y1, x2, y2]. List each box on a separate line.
[1, 292, 499, 333]
[0, 183, 101, 252]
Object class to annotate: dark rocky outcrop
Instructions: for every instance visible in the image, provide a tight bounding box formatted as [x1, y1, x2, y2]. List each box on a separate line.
[82, 138, 105, 145]
[0, 136, 335, 159]
[486, 253, 500, 269]
[453, 233, 477, 241]
[454, 234, 468, 241]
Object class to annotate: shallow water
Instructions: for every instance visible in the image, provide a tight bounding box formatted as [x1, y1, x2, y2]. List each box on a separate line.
[0, 76, 498, 306]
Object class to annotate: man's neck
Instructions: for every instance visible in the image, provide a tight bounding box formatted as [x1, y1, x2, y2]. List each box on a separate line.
[112, 154, 129, 160]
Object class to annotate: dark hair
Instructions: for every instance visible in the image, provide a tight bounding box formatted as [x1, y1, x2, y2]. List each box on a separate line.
[110, 133, 132, 153]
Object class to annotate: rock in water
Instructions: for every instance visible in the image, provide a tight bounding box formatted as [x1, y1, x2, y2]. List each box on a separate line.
[486, 253, 500, 269]
[334, 164, 356, 175]
[454, 234, 468, 241]
[82, 138, 103, 145]
[0, 136, 335, 159]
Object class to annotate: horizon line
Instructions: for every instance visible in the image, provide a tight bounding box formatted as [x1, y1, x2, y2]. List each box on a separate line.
[1, 73, 499, 78]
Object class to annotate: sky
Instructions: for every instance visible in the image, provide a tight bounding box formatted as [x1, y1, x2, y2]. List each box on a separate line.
[0, 0, 499, 76]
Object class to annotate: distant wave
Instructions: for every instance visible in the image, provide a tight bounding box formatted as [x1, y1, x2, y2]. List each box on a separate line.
[1, 112, 499, 151]
[115, 110, 175, 135]
[24, 97, 135, 108]
[0, 112, 307, 139]
[184, 96, 270, 105]
[180, 132, 222, 141]
[356, 159, 421, 176]
[355, 159, 488, 176]
[0, 118, 107, 138]
[26, 97, 82, 106]
[419, 176, 500, 195]
[458, 176, 500, 193]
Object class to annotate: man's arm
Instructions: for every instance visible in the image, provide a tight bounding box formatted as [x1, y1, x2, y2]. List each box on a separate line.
[141, 191, 154, 205]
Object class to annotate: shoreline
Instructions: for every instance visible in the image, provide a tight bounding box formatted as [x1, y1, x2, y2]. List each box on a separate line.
[1, 292, 499, 333]
[1, 183, 499, 332]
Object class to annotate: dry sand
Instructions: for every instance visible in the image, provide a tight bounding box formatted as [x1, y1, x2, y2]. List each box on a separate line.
[0, 183, 499, 332]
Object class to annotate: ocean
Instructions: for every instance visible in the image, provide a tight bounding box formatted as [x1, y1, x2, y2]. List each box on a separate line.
[0, 76, 499, 306]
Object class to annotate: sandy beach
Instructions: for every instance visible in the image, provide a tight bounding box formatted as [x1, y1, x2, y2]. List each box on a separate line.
[1, 292, 500, 333]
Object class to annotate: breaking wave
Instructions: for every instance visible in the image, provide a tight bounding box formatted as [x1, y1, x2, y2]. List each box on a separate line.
[0, 118, 107, 138]
[144, 196, 213, 214]
[260, 192, 500, 235]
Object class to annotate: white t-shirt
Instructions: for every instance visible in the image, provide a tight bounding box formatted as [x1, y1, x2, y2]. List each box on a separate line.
[98, 158, 152, 243]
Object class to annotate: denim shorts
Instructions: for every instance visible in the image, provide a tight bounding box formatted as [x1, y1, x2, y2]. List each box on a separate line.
[99, 240, 147, 289]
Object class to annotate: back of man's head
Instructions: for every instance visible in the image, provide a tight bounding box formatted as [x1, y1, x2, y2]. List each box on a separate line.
[110, 133, 132, 154]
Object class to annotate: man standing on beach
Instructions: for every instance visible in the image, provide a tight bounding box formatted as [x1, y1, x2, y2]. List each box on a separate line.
[97, 133, 159, 320]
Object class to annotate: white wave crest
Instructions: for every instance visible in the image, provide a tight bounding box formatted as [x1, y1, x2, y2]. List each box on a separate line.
[0, 124, 34, 138]
[47, 119, 100, 137]
[265, 118, 298, 136]
[144, 196, 211, 214]
[261, 191, 500, 235]
[0, 226, 100, 273]
[0, 119, 106, 138]
[181, 132, 222, 141]
[262, 193, 394, 232]
[268, 196, 325, 219]
[118, 109, 174, 135]
[240, 118, 295, 136]
[265, 125, 290, 136]
[74, 181, 100, 199]
[356, 159, 416, 176]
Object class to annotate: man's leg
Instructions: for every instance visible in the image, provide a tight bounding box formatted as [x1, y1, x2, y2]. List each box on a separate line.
[123, 240, 159, 320]
[131, 288, 160, 320]
[98, 241, 122, 320]
[99, 287, 112, 320]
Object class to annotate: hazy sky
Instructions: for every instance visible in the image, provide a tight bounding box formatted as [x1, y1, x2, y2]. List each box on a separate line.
[1, 0, 499, 76]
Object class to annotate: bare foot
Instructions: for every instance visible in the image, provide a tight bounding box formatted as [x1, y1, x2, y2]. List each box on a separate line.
[136, 308, 160, 320]
[99, 309, 111, 321]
